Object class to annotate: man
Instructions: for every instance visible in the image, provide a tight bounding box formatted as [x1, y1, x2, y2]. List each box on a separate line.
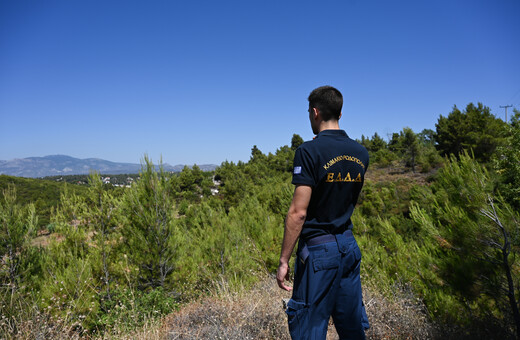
[277, 86, 369, 339]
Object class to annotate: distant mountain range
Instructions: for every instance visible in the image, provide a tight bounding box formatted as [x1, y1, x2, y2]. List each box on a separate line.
[0, 155, 218, 178]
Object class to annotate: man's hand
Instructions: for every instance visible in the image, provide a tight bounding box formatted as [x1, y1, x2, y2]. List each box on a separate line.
[277, 261, 292, 291]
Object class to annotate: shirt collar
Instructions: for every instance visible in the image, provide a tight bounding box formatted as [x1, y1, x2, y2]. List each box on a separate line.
[315, 129, 348, 138]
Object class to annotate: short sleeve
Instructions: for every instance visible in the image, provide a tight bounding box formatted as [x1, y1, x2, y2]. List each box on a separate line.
[292, 146, 315, 186]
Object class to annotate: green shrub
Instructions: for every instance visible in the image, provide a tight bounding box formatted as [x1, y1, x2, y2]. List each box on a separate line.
[91, 286, 177, 333]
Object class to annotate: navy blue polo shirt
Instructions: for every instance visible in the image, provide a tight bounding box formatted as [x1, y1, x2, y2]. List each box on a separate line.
[292, 129, 369, 241]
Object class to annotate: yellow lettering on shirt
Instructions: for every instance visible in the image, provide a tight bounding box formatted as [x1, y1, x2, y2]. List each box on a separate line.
[322, 155, 366, 170]
[325, 172, 363, 183]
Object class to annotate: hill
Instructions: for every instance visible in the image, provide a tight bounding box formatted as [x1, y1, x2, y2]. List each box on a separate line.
[0, 155, 217, 177]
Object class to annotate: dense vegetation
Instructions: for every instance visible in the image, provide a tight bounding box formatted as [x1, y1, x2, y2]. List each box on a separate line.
[1, 105, 519, 339]
[0, 175, 89, 229]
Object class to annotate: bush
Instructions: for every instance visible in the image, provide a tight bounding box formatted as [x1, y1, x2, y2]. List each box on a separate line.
[91, 286, 178, 333]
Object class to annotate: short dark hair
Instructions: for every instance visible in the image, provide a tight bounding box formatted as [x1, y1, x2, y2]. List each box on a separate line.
[308, 86, 343, 121]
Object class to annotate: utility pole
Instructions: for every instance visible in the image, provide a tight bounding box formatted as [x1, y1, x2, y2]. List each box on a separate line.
[500, 105, 513, 123]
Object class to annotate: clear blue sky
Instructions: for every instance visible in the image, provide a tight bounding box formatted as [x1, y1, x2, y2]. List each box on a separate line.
[1, 0, 519, 165]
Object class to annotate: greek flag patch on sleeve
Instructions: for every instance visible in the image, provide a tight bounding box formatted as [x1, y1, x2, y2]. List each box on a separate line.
[293, 166, 302, 175]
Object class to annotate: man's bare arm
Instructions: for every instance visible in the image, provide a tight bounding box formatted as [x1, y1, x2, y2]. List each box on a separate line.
[276, 184, 312, 291]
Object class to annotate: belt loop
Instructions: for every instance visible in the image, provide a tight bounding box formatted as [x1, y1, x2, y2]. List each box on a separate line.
[335, 232, 348, 254]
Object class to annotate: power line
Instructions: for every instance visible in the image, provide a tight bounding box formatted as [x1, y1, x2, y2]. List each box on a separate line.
[500, 105, 513, 122]
[506, 89, 520, 104]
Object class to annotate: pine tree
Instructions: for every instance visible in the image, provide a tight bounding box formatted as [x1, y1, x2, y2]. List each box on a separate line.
[494, 109, 520, 210]
[411, 153, 520, 336]
[370, 132, 387, 152]
[85, 172, 120, 303]
[121, 156, 181, 289]
[291, 134, 304, 150]
[435, 103, 507, 162]
[0, 185, 37, 296]
[401, 127, 419, 172]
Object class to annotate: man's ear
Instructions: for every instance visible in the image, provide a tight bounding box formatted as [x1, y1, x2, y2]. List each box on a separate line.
[339, 112, 342, 120]
[312, 107, 320, 120]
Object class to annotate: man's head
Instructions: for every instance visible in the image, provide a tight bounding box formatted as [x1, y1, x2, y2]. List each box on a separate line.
[308, 86, 343, 122]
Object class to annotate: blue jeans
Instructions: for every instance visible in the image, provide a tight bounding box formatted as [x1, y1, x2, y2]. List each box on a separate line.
[286, 232, 368, 340]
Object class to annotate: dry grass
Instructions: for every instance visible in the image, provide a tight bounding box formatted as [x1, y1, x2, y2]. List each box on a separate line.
[0, 307, 169, 340]
[101, 318, 166, 340]
[364, 164, 435, 186]
[158, 276, 437, 340]
[362, 283, 437, 340]
[5, 276, 490, 340]
[164, 276, 291, 340]
[0, 309, 83, 340]
[0, 258, 443, 340]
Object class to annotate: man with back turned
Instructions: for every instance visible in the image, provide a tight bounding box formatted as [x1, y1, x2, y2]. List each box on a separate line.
[277, 86, 369, 339]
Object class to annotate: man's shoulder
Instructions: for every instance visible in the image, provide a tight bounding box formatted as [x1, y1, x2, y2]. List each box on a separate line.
[298, 139, 316, 149]
[302, 134, 366, 151]
[347, 138, 369, 155]
[345, 138, 369, 165]
[294, 138, 318, 154]
[295, 132, 368, 157]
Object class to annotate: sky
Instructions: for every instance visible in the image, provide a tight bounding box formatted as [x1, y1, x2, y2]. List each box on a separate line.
[1, 0, 519, 166]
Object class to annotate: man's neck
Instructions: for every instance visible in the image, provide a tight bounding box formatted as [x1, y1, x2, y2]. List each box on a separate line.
[317, 120, 340, 133]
